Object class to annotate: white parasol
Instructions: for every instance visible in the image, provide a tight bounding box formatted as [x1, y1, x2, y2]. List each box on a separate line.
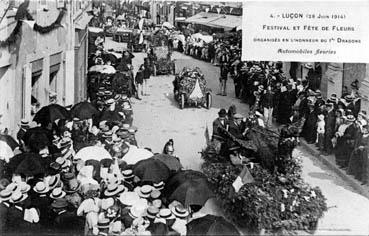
[101, 65, 116, 74]
[74, 146, 112, 162]
[88, 65, 105, 73]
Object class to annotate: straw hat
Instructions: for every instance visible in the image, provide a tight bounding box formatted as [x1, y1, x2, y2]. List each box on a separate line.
[97, 218, 110, 229]
[153, 182, 164, 191]
[119, 191, 141, 206]
[129, 200, 148, 218]
[150, 189, 161, 200]
[158, 208, 175, 220]
[50, 187, 66, 199]
[10, 191, 28, 203]
[146, 206, 160, 219]
[104, 183, 127, 197]
[135, 185, 153, 199]
[19, 119, 30, 129]
[346, 114, 356, 122]
[170, 205, 189, 219]
[18, 181, 31, 193]
[33, 182, 50, 194]
[0, 189, 12, 202]
[48, 174, 61, 190]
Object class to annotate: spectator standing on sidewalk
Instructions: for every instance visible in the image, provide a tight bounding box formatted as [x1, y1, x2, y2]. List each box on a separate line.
[260, 85, 275, 128]
[316, 114, 325, 151]
[322, 103, 336, 155]
[218, 62, 229, 96]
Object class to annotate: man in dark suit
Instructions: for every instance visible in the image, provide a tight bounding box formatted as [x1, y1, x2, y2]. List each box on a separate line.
[212, 109, 228, 139]
[228, 113, 245, 139]
[322, 103, 336, 155]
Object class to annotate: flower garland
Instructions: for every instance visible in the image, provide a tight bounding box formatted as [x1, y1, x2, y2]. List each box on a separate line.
[0, 6, 66, 48]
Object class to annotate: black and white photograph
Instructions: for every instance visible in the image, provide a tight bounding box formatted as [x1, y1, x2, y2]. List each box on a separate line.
[0, 0, 369, 235]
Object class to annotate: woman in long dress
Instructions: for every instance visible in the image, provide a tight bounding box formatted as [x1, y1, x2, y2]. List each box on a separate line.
[347, 124, 369, 184]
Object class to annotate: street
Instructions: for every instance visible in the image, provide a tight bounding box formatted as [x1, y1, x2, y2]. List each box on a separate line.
[130, 50, 369, 235]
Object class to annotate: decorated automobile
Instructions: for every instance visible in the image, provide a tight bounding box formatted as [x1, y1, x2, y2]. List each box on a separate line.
[149, 30, 175, 75]
[173, 67, 212, 109]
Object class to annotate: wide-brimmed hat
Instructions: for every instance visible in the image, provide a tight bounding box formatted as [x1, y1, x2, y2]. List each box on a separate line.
[170, 205, 189, 219]
[135, 185, 153, 199]
[5, 182, 19, 192]
[150, 189, 161, 200]
[122, 169, 134, 180]
[104, 183, 126, 197]
[146, 206, 160, 219]
[10, 191, 28, 203]
[48, 174, 61, 190]
[97, 218, 111, 229]
[346, 115, 356, 122]
[119, 191, 141, 206]
[158, 208, 175, 220]
[50, 187, 66, 199]
[18, 182, 31, 193]
[55, 157, 69, 169]
[0, 189, 12, 202]
[153, 181, 164, 191]
[33, 182, 50, 194]
[128, 126, 138, 134]
[64, 178, 81, 194]
[129, 200, 148, 218]
[358, 110, 367, 118]
[150, 198, 161, 208]
[345, 95, 355, 102]
[51, 198, 68, 209]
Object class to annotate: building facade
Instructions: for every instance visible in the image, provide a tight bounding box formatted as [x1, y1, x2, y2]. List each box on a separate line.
[0, 0, 91, 136]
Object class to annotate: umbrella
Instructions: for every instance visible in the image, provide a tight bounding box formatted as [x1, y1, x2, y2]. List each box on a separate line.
[122, 145, 154, 165]
[33, 104, 70, 125]
[0, 134, 19, 150]
[163, 170, 208, 198]
[101, 53, 118, 65]
[101, 65, 116, 74]
[15, 153, 46, 177]
[99, 110, 122, 123]
[88, 65, 105, 73]
[0, 140, 14, 162]
[186, 214, 240, 236]
[168, 178, 214, 207]
[152, 154, 183, 172]
[133, 158, 171, 184]
[74, 146, 112, 162]
[23, 127, 52, 148]
[71, 102, 99, 120]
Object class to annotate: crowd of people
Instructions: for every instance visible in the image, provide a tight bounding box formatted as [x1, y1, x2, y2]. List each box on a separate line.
[212, 59, 369, 185]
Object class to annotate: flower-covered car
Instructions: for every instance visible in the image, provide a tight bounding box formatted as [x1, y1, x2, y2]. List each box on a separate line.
[173, 67, 212, 109]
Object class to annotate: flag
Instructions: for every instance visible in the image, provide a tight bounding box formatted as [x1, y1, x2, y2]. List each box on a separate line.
[232, 165, 254, 193]
[138, 32, 144, 44]
[216, 8, 221, 14]
[204, 124, 210, 145]
[22, 20, 36, 29]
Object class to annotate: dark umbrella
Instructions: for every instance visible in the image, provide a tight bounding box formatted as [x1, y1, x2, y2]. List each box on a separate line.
[164, 170, 207, 197]
[7, 153, 45, 177]
[71, 102, 99, 120]
[33, 104, 70, 125]
[168, 178, 214, 207]
[133, 158, 171, 184]
[0, 134, 19, 150]
[15, 154, 46, 177]
[99, 110, 122, 123]
[101, 53, 118, 65]
[152, 154, 183, 172]
[23, 127, 52, 149]
[186, 214, 240, 236]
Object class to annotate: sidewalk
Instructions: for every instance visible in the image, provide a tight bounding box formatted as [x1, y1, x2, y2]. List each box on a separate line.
[299, 139, 369, 199]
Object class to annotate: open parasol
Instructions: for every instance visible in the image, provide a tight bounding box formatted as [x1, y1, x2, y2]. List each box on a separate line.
[74, 146, 112, 162]
[133, 158, 171, 184]
[152, 154, 183, 172]
[186, 214, 240, 235]
[88, 65, 105, 73]
[33, 104, 70, 125]
[71, 102, 99, 120]
[0, 134, 19, 150]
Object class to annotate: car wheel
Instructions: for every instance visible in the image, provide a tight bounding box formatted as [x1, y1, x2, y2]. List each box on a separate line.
[206, 93, 212, 109]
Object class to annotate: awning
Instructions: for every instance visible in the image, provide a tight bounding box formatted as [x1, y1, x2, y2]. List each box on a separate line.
[208, 14, 242, 31]
[185, 12, 221, 25]
[75, 13, 93, 30]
